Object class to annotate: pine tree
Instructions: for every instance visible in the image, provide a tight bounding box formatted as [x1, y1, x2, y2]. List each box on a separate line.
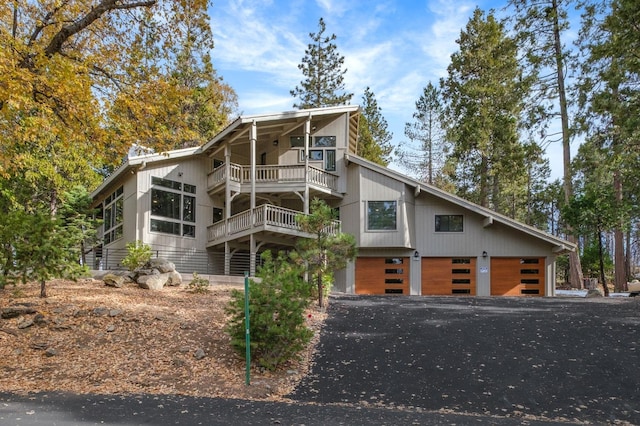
[441, 8, 531, 215]
[507, 0, 584, 288]
[397, 82, 449, 186]
[357, 87, 393, 166]
[290, 18, 353, 109]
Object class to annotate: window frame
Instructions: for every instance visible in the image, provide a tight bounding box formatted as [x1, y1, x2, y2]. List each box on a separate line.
[366, 200, 398, 231]
[435, 214, 464, 232]
[149, 177, 197, 238]
[103, 186, 124, 245]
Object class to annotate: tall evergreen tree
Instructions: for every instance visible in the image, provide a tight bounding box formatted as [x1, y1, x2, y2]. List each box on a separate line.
[507, 0, 585, 288]
[397, 82, 449, 186]
[441, 8, 531, 216]
[357, 87, 393, 166]
[290, 17, 353, 109]
[576, 0, 640, 290]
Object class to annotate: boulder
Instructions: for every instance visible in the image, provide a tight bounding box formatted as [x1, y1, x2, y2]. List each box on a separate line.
[145, 258, 176, 273]
[137, 273, 170, 290]
[166, 271, 182, 286]
[586, 288, 603, 298]
[1, 306, 37, 319]
[103, 273, 125, 288]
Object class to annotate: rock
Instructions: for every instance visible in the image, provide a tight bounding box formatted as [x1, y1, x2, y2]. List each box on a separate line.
[109, 309, 123, 317]
[166, 271, 182, 286]
[106, 325, 116, 332]
[194, 348, 206, 360]
[33, 313, 47, 325]
[145, 258, 176, 273]
[1, 306, 37, 319]
[45, 348, 58, 357]
[92, 307, 110, 316]
[103, 273, 126, 288]
[586, 289, 603, 298]
[31, 342, 49, 350]
[137, 273, 170, 290]
[17, 318, 34, 329]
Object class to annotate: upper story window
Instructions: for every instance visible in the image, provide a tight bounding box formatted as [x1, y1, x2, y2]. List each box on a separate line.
[313, 136, 336, 147]
[367, 201, 397, 231]
[290, 136, 305, 147]
[435, 215, 463, 232]
[103, 186, 123, 245]
[150, 177, 196, 238]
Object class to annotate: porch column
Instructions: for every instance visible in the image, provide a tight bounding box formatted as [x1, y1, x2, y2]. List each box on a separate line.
[224, 144, 231, 237]
[224, 242, 230, 276]
[250, 234, 256, 276]
[250, 120, 257, 213]
[250, 121, 257, 276]
[303, 116, 311, 214]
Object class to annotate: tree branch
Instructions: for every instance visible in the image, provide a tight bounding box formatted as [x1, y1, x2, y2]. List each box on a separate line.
[44, 0, 156, 58]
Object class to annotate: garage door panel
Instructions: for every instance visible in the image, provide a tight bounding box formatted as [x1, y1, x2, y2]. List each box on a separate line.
[422, 258, 476, 295]
[491, 258, 545, 296]
[355, 257, 409, 295]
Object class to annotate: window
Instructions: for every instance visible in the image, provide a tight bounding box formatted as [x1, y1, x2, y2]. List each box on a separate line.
[367, 201, 397, 231]
[103, 186, 124, 245]
[325, 149, 336, 171]
[213, 207, 223, 223]
[309, 150, 323, 161]
[435, 215, 463, 232]
[290, 136, 305, 147]
[313, 136, 336, 147]
[150, 177, 196, 237]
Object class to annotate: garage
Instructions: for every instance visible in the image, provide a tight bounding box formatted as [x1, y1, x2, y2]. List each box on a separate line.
[355, 257, 410, 295]
[421, 257, 476, 295]
[490, 257, 545, 296]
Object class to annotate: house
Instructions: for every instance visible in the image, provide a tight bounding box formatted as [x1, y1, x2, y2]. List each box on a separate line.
[90, 105, 574, 297]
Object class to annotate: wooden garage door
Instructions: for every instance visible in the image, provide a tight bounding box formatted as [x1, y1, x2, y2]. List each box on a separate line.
[491, 257, 545, 296]
[421, 258, 476, 295]
[355, 257, 410, 295]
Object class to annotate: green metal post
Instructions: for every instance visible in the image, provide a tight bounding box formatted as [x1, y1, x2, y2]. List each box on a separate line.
[244, 271, 251, 385]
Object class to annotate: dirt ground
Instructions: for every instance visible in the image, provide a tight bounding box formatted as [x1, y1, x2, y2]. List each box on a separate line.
[0, 279, 325, 401]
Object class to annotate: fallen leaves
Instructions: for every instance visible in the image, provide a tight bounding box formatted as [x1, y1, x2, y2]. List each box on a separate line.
[0, 279, 326, 401]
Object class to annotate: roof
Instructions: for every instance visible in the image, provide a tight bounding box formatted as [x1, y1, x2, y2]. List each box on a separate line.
[199, 105, 360, 155]
[344, 153, 576, 254]
[90, 147, 200, 201]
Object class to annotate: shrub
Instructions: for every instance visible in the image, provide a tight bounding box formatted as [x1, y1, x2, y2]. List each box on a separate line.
[122, 240, 152, 271]
[225, 251, 313, 371]
[188, 272, 210, 294]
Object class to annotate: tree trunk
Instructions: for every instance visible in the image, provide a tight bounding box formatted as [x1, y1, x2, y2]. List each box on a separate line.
[613, 183, 626, 291]
[317, 272, 324, 308]
[597, 231, 609, 297]
[40, 279, 47, 298]
[551, 0, 583, 288]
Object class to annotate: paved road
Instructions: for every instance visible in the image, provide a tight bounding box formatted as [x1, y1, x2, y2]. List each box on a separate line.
[1, 295, 639, 425]
[290, 295, 640, 424]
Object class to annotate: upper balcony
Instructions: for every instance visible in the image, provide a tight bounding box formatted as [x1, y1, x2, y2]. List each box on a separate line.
[207, 162, 340, 196]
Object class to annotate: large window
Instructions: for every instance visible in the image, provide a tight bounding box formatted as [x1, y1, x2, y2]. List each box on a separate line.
[150, 177, 196, 237]
[435, 215, 463, 232]
[367, 201, 397, 231]
[103, 186, 124, 245]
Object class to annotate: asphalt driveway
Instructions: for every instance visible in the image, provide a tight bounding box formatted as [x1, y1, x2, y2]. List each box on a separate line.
[288, 294, 640, 424]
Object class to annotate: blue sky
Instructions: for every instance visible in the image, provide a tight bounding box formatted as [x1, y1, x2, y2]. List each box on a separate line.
[208, 0, 570, 180]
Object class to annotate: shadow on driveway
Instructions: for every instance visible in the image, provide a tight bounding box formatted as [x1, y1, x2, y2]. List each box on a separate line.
[288, 294, 640, 424]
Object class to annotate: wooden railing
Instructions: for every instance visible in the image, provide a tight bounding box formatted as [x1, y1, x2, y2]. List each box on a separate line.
[207, 163, 338, 192]
[207, 204, 341, 244]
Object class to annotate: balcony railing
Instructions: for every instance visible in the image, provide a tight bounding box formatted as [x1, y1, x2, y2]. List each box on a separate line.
[207, 163, 338, 192]
[207, 204, 341, 245]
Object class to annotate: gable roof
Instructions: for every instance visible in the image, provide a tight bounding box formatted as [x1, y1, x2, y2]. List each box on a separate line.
[344, 153, 576, 255]
[90, 147, 200, 201]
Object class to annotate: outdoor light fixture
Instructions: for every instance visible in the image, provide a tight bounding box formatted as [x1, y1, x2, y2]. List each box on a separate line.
[482, 251, 488, 258]
[273, 140, 279, 146]
[413, 250, 420, 259]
